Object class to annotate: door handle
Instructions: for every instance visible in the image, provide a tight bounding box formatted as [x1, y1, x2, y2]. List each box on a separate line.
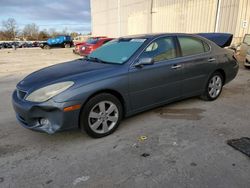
[208, 58, 216, 62]
[171, 64, 182, 69]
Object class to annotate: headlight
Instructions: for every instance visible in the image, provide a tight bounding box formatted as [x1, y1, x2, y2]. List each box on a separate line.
[81, 46, 85, 50]
[26, 81, 74, 102]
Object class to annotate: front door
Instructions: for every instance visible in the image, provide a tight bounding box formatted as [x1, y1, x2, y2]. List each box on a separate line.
[128, 36, 183, 111]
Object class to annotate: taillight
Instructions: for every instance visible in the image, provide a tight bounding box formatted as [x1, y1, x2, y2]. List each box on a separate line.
[232, 55, 239, 66]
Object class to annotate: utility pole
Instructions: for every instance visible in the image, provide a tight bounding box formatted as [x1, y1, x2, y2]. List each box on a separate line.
[148, 0, 154, 33]
[214, 0, 221, 32]
[118, 0, 121, 37]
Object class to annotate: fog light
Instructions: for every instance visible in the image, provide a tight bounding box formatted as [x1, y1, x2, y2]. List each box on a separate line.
[39, 118, 50, 126]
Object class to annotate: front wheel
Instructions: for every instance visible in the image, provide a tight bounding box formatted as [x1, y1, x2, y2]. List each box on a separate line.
[201, 72, 223, 101]
[80, 93, 123, 138]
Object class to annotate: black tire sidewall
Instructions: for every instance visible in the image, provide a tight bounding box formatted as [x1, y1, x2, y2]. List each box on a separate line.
[65, 44, 70, 48]
[80, 93, 123, 138]
[44, 45, 50, 49]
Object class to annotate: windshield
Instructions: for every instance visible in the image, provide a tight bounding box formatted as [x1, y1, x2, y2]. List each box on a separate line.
[86, 38, 99, 44]
[88, 38, 146, 64]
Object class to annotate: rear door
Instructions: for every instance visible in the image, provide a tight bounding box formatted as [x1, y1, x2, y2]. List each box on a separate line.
[128, 36, 183, 111]
[177, 36, 216, 97]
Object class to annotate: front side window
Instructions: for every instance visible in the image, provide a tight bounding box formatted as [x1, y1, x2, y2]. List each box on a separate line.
[140, 37, 177, 62]
[178, 36, 207, 56]
[88, 38, 146, 64]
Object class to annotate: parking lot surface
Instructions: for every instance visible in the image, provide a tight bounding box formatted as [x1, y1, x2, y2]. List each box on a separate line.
[0, 48, 250, 188]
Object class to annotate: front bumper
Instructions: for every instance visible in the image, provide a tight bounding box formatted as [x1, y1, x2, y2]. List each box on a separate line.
[79, 49, 92, 57]
[73, 48, 80, 54]
[12, 90, 81, 134]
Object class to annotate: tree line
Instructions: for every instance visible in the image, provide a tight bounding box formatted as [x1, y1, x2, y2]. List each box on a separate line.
[0, 18, 83, 41]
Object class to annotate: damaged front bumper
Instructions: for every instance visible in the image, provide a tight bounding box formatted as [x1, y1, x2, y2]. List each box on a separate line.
[12, 90, 81, 134]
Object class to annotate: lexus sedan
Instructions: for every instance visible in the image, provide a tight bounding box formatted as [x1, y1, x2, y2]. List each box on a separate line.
[12, 33, 239, 138]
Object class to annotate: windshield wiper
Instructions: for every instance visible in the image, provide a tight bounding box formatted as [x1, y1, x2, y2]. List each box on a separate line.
[84, 56, 109, 64]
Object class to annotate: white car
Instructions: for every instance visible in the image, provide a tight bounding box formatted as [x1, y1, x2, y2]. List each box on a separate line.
[245, 53, 250, 68]
[239, 34, 250, 68]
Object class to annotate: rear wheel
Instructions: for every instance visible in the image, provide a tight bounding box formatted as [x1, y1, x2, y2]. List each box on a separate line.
[201, 72, 223, 101]
[64, 43, 71, 48]
[43, 45, 50, 49]
[80, 93, 123, 138]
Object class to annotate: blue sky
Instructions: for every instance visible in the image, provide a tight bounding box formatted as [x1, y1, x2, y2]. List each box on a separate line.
[0, 0, 91, 34]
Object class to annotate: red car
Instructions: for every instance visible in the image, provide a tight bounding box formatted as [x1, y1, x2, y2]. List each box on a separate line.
[73, 41, 86, 54]
[79, 37, 113, 56]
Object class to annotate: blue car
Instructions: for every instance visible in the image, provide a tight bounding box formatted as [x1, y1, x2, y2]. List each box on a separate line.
[12, 33, 239, 138]
[40, 35, 73, 49]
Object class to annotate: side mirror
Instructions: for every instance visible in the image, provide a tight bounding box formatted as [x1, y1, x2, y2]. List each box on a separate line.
[134, 57, 154, 67]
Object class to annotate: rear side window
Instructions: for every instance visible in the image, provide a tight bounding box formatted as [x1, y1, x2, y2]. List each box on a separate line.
[140, 37, 177, 62]
[178, 37, 209, 56]
[203, 41, 210, 52]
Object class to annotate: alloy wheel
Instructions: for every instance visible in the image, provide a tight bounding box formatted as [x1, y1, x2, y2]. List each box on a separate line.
[208, 75, 222, 98]
[88, 101, 119, 134]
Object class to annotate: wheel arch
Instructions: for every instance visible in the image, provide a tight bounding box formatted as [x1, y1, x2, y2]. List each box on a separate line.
[78, 89, 126, 128]
[214, 69, 226, 85]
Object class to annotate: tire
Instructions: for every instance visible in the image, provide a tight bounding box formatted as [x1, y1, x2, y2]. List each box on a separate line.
[201, 72, 224, 101]
[43, 45, 50, 49]
[64, 43, 70, 48]
[80, 93, 123, 138]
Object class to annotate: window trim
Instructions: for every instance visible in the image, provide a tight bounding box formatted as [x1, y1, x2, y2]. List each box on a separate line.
[177, 36, 211, 58]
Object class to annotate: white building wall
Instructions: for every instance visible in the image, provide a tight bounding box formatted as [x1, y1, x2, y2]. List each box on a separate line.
[91, 0, 250, 43]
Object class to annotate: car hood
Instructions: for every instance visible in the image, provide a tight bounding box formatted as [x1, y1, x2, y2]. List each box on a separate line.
[17, 59, 119, 92]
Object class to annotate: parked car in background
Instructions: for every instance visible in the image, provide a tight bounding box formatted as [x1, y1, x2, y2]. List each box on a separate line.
[73, 35, 90, 45]
[40, 35, 73, 49]
[78, 37, 113, 56]
[231, 33, 250, 68]
[12, 33, 238, 138]
[73, 41, 86, 54]
[73, 36, 106, 55]
[1, 42, 12, 48]
[240, 34, 250, 68]
[0, 41, 43, 49]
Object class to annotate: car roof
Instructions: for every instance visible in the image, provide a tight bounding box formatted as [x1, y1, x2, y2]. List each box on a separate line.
[120, 33, 196, 39]
[100, 38, 114, 41]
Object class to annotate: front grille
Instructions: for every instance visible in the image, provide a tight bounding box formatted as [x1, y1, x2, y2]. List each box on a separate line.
[17, 89, 27, 100]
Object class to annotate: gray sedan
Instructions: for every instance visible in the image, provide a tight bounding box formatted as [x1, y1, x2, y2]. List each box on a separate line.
[12, 33, 239, 138]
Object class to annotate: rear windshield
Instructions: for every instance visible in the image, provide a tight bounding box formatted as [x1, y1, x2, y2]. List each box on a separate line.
[88, 38, 146, 64]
